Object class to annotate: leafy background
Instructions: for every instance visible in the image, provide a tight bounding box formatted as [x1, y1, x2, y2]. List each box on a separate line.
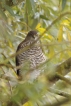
[0, 0, 71, 106]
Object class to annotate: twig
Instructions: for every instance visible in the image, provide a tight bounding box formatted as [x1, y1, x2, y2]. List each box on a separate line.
[56, 72, 71, 85]
[48, 87, 71, 98]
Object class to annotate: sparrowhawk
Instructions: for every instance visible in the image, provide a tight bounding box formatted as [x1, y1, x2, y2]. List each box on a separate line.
[16, 30, 46, 80]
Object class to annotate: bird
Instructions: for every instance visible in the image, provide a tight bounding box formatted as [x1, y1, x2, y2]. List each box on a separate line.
[16, 30, 46, 80]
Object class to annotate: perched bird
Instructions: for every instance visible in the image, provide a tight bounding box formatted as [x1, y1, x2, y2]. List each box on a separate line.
[16, 30, 46, 79]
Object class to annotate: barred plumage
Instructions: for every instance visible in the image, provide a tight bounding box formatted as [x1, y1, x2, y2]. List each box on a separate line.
[16, 30, 46, 77]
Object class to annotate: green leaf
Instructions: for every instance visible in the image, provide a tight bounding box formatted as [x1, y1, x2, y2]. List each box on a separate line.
[4, 5, 16, 16]
[26, 0, 32, 13]
[26, 0, 35, 14]
[62, 0, 67, 10]
[30, 0, 35, 13]
[40, 15, 49, 20]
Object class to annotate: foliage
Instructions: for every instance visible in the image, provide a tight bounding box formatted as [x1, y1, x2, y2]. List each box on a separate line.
[0, 0, 71, 106]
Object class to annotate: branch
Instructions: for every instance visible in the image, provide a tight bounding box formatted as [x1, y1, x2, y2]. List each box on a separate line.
[47, 57, 71, 82]
[48, 87, 71, 98]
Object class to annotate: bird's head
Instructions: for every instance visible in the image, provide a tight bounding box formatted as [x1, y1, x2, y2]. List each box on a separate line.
[26, 30, 38, 40]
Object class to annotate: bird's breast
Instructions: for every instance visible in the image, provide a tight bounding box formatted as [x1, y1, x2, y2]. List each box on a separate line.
[17, 45, 46, 69]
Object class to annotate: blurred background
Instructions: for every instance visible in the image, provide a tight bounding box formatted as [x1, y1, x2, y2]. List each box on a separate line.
[0, 0, 71, 106]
